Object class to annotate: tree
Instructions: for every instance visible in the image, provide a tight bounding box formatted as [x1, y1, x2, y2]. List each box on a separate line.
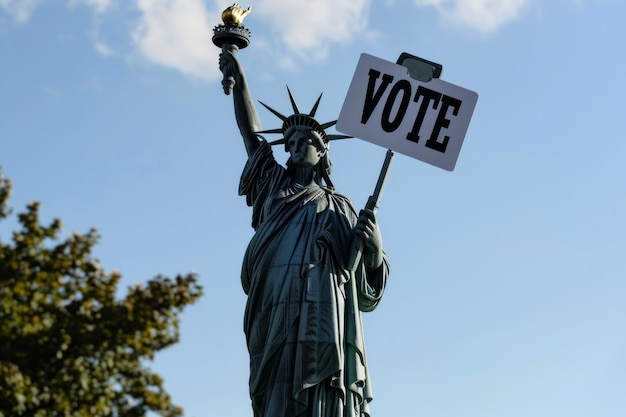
[0, 169, 203, 417]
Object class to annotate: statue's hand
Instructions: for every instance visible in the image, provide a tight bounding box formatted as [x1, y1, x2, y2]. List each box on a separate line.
[355, 209, 384, 269]
[218, 50, 230, 74]
[219, 48, 242, 78]
[218, 47, 245, 94]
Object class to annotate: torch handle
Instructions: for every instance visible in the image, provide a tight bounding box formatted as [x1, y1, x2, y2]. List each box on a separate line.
[221, 44, 240, 95]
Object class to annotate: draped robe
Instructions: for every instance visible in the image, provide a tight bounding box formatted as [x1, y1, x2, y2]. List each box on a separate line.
[239, 141, 389, 417]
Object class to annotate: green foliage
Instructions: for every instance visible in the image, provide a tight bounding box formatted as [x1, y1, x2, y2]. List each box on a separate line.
[0, 169, 203, 417]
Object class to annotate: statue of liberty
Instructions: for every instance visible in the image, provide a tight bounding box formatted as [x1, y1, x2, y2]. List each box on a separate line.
[217, 12, 390, 416]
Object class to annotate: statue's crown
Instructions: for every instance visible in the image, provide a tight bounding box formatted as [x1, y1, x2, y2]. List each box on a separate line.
[256, 86, 351, 148]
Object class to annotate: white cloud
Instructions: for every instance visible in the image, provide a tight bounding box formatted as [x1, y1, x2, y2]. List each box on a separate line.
[66, 0, 118, 57]
[94, 40, 114, 56]
[413, 0, 530, 33]
[0, 0, 41, 23]
[1, 0, 530, 82]
[132, 0, 220, 81]
[0, 0, 112, 23]
[255, 0, 373, 62]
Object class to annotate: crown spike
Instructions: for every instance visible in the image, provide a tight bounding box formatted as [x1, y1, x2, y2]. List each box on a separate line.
[258, 101, 288, 122]
[320, 120, 337, 130]
[256, 128, 285, 134]
[286, 85, 301, 114]
[268, 138, 286, 146]
[326, 134, 353, 141]
[309, 93, 323, 117]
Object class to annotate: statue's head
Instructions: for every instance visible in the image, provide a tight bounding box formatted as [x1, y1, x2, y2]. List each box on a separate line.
[255, 86, 350, 187]
[284, 126, 327, 170]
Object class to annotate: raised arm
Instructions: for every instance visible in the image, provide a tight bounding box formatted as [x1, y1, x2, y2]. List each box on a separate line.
[219, 47, 261, 157]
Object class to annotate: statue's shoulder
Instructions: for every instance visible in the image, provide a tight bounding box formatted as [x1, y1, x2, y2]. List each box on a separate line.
[325, 188, 358, 216]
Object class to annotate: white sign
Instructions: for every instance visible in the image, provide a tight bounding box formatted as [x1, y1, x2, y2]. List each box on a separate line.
[337, 53, 478, 171]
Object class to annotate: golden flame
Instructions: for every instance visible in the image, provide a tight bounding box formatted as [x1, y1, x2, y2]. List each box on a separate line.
[222, 4, 251, 25]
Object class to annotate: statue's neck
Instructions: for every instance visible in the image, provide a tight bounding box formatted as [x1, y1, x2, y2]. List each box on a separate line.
[292, 166, 318, 187]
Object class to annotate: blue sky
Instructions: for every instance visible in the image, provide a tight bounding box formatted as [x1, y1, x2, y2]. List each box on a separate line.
[1, 1, 625, 416]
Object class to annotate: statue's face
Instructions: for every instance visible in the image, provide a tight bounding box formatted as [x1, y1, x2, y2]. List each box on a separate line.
[287, 129, 325, 168]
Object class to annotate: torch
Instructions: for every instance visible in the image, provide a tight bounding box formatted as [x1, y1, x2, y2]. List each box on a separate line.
[213, 4, 252, 95]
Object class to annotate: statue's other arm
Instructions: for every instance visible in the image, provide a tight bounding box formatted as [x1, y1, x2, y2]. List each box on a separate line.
[219, 49, 261, 157]
[355, 208, 384, 270]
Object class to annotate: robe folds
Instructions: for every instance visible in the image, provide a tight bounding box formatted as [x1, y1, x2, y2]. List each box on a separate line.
[239, 141, 389, 417]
